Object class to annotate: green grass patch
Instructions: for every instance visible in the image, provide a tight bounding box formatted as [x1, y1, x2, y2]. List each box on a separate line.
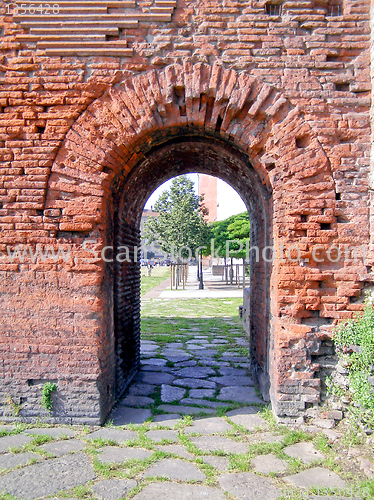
[57, 484, 93, 499]
[141, 267, 170, 296]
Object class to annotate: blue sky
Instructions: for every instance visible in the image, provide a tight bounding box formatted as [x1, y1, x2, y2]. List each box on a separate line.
[144, 174, 246, 220]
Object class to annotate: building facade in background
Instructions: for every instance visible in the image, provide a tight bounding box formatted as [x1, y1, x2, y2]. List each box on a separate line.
[198, 174, 246, 222]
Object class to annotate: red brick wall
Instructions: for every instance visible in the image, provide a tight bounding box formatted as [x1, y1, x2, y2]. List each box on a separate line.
[0, 0, 371, 423]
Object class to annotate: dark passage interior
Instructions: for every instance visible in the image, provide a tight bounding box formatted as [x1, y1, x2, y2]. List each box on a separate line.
[111, 134, 273, 402]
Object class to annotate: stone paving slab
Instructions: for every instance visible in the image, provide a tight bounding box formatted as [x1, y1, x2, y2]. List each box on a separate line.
[162, 349, 191, 358]
[162, 346, 189, 352]
[165, 342, 185, 348]
[128, 383, 156, 396]
[246, 432, 284, 444]
[145, 430, 178, 442]
[202, 455, 230, 471]
[25, 427, 76, 438]
[138, 372, 175, 385]
[221, 356, 249, 362]
[323, 429, 343, 442]
[0, 451, 40, 470]
[218, 471, 281, 499]
[111, 407, 152, 425]
[155, 444, 194, 459]
[234, 338, 248, 345]
[185, 417, 233, 435]
[140, 365, 166, 372]
[238, 363, 251, 368]
[226, 407, 258, 417]
[118, 395, 155, 407]
[191, 436, 248, 454]
[284, 467, 347, 488]
[92, 479, 137, 500]
[141, 358, 167, 366]
[283, 442, 324, 464]
[41, 439, 85, 457]
[151, 414, 181, 427]
[161, 384, 186, 402]
[86, 428, 137, 444]
[251, 453, 287, 474]
[141, 342, 158, 349]
[226, 411, 267, 431]
[133, 482, 227, 499]
[175, 360, 197, 367]
[210, 375, 255, 386]
[193, 351, 219, 357]
[0, 453, 95, 500]
[189, 389, 216, 398]
[140, 346, 159, 353]
[173, 378, 217, 389]
[180, 398, 228, 408]
[51, 498, 81, 500]
[144, 458, 206, 481]
[0, 433, 33, 453]
[158, 404, 216, 415]
[217, 386, 263, 404]
[97, 446, 153, 463]
[199, 360, 230, 367]
[218, 368, 249, 376]
[141, 353, 155, 359]
[165, 355, 193, 362]
[175, 367, 216, 379]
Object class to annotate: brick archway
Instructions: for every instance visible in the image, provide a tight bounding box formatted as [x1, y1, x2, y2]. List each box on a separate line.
[46, 61, 337, 423]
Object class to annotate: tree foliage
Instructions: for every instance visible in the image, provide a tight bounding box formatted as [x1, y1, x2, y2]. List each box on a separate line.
[210, 212, 250, 261]
[145, 176, 210, 260]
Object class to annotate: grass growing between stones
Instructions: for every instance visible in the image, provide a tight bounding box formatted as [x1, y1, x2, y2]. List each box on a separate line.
[177, 434, 202, 456]
[0, 494, 21, 500]
[7, 435, 54, 456]
[57, 484, 94, 499]
[29, 434, 54, 446]
[193, 458, 220, 485]
[83, 438, 119, 449]
[0, 427, 25, 438]
[91, 457, 126, 480]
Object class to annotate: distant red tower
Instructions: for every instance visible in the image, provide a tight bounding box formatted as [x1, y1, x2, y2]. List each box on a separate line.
[198, 174, 217, 222]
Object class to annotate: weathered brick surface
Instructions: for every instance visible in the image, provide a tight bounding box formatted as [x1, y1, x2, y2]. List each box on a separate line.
[0, 0, 372, 423]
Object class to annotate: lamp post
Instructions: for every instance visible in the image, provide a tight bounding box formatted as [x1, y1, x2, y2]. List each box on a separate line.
[199, 249, 204, 289]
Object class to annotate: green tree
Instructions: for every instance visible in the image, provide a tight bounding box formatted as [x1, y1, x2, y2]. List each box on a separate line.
[210, 212, 250, 263]
[145, 175, 210, 261]
[227, 212, 251, 262]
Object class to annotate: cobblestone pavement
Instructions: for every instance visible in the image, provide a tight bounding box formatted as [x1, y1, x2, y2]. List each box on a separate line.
[0, 296, 373, 499]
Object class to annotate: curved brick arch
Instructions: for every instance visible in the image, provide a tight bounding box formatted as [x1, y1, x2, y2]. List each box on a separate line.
[44, 62, 340, 422]
[46, 61, 334, 213]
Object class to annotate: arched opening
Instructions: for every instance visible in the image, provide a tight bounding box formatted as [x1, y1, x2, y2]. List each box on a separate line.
[44, 62, 337, 423]
[111, 134, 273, 406]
